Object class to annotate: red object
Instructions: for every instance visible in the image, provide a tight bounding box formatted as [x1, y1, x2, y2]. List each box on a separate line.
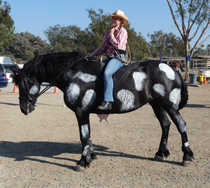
[54, 87, 59, 93]
[203, 75, 207, 84]
[97, 114, 109, 123]
[13, 84, 18, 93]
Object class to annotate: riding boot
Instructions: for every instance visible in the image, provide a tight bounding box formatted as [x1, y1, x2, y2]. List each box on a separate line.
[98, 102, 112, 110]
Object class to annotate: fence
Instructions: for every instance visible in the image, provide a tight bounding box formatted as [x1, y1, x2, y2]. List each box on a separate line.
[190, 60, 210, 73]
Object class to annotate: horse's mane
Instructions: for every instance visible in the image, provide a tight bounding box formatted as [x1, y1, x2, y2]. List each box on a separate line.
[23, 51, 85, 79]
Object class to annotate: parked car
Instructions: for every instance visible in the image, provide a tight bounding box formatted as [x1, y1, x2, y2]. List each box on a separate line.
[5, 69, 13, 83]
[0, 64, 8, 88]
[3, 64, 20, 83]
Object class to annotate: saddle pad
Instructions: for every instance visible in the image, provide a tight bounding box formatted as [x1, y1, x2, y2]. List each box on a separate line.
[94, 60, 140, 84]
[113, 61, 140, 84]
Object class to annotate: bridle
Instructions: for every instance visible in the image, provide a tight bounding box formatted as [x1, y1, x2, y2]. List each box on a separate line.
[18, 55, 89, 104]
[19, 76, 35, 103]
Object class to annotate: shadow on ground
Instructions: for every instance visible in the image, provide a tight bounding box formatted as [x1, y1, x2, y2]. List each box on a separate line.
[0, 141, 182, 170]
[0, 102, 19, 106]
[185, 104, 210, 108]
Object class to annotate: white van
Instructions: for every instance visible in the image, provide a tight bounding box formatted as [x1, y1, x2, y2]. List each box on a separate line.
[0, 56, 13, 64]
[0, 57, 19, 83]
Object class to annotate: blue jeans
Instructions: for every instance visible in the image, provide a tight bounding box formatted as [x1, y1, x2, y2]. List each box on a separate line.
[102, 54, 125, 102]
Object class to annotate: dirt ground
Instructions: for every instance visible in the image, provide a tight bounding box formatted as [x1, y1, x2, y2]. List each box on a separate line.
[0, 83, 210, 188]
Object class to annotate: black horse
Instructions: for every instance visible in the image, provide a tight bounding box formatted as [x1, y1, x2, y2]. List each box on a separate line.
[12, 52, 194, 171]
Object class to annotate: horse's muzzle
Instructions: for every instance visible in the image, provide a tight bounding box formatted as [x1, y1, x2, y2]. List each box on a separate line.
[21, 103, 35, 115]
[29, 104, 35, 113]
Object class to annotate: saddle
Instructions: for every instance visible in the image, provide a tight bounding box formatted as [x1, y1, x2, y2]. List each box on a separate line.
[98, 60, 140, 84]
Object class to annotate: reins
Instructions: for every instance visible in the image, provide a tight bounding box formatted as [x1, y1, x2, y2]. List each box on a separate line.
[114, 43, 131, 65]
[37, 56, 87, 98]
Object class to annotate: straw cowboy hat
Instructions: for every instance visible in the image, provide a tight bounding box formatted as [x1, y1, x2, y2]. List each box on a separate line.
[109, 10, 129, 25]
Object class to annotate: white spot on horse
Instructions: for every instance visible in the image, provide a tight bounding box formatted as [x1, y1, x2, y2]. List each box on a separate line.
[184, 142, 189, 147]
[175, 114, 186, 133]
[184, 142, 190, 147]
[82, 89, 96, 111]
[81, 124, 89, 139]
[29, 85, 39, 95]
[66, 83, 80, 104]
[82, 145, 89, 156]
[169, 88, 181, 109]
[159, 63, 175, 80]
[132, 72, 147, 91]
[117, 89, 135, 111]
[153, 84, 165, 97]
[73, 71, 97, 82]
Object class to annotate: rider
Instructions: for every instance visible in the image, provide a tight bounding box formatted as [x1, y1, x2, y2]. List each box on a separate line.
[90, 10, 129, 110]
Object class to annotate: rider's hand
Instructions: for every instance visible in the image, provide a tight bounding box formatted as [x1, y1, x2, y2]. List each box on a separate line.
[111, 28, 115, 34]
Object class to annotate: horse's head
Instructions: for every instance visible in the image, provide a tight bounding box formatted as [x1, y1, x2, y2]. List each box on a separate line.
[12, 69, 40, 115]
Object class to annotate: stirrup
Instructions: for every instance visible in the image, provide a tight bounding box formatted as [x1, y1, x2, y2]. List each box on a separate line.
[98, 102, 112, 110]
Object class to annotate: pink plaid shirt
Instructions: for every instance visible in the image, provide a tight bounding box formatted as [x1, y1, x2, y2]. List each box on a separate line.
[91, 26, 128, 58]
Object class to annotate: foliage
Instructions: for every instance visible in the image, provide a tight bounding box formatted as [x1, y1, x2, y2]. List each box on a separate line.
[44, 24, 86, 53]
[6, 32, 50, 61]
[1, 6, 198, 63]
[148, 30, 185, 57]
[84, 8, 112, 53]
[0, 0, 14, 53]
[126, 26, 150, 60]
[44, 9, 150, 60]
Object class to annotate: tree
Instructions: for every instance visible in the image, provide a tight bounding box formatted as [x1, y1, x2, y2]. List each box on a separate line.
[85, 9, 150, 59]
[7, 32, 50, 61]
[127, 28, 150, 60]
[44, 24, 86, 52]
[167, 0, 210, 81]
[84, 8, 111, 53]
[0, 0, 14, 53]
[44, 8, 150, 60]
[148, 30, 185, 58]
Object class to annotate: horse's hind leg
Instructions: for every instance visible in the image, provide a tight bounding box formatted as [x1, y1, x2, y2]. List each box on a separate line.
[150, 102, 171, 161]
[166, 108, 194, 166]
[75, 112, 97, 171]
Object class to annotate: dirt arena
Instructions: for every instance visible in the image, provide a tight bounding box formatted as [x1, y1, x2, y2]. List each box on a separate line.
[0, 83, 210, 187]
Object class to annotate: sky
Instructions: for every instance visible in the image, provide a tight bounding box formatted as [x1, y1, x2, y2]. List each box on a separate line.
[6, 0, 210, 49]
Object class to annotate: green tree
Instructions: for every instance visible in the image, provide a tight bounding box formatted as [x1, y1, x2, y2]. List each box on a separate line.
[167, 0, 210, 80]
[0, 0, 14, 53]
[7, 32, 50, 61]
[126, 27, 150, 60]
[44, 24, 86, 52]
[85, 8, 150, 60]
[84, 8, 111, 53]
[44, 8, 150, 61]
[148, 30, 185, 57]
[148, 30, 165, 57]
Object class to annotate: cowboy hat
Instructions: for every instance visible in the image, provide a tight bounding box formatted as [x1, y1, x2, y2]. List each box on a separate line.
[109, 10, 129, 25]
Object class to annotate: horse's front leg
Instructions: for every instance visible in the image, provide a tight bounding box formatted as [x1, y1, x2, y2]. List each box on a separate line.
[75, 111, 97, 171]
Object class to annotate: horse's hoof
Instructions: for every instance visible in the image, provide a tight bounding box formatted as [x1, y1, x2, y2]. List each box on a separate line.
[75, 165, 86, 172]
[154, 155, 163, 161]
[182, 160, 191, 167]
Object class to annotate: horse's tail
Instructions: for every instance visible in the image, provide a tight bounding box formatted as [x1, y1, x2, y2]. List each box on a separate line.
[178, 73, 188, 110]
